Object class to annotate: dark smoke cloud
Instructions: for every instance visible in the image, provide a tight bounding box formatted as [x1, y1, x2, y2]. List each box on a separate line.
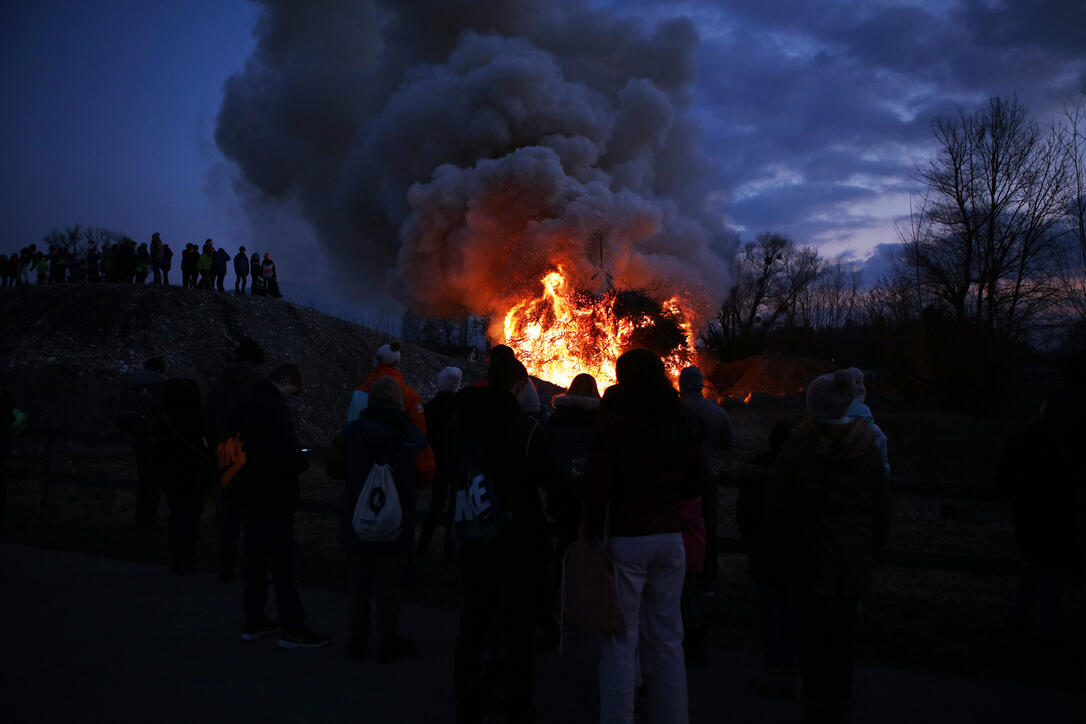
[216, 0, 731, 321]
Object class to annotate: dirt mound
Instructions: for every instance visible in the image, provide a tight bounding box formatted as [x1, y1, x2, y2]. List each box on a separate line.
[0, 284, 484, 447]
[706, 353, 830, 400]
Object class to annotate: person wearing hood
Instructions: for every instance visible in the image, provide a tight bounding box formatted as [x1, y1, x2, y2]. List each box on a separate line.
[762, 370, 891, 724]
[450, 355, 554, 724]
[587, 349, 706, 724]
[843, 368, 890, 475]
[210, 338, 265, 582]
[417, 366, 462, 560]
[336, 376, 433, 663]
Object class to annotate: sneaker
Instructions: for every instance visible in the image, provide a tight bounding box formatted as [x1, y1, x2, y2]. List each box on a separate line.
[241, 619, 279, 641]
[278, 627, 331, 649]
[377, 636, 416, 664]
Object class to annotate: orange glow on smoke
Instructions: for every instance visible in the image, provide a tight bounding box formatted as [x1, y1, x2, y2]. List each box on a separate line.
[500, 266, 695, 389]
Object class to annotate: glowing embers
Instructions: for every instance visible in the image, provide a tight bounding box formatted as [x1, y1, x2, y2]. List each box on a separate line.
[502, 267, 695, 389]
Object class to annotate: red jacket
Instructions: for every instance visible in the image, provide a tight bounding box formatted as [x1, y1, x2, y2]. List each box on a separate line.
[356, 364, 434, 482]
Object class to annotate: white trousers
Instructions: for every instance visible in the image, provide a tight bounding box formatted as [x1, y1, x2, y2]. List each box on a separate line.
[599, 533, 688, 724]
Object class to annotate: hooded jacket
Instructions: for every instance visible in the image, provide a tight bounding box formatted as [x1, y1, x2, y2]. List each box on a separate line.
[338, 404, 430, 553]
[348, 364, 434, 480]
[761, 420, 891, 596]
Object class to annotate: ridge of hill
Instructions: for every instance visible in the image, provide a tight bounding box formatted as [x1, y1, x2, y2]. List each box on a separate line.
[0, 284, 483, 447]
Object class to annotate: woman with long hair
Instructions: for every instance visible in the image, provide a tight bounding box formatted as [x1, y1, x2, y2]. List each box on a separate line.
[587, 349, 707, 724]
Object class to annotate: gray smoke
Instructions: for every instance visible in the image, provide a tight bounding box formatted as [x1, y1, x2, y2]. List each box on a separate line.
[216, 0, 731, 323]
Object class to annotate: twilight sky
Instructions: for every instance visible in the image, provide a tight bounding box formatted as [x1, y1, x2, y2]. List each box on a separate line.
[3, 0, 1085, 301]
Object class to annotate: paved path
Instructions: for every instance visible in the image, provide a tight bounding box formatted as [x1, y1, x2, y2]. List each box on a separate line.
[1, 543, 1081, 723]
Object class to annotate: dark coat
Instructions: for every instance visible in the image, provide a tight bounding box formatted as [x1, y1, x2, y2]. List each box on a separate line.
[761, 421, 891, 596]
[231, 378, 309, 518]
[338, 404, 429, 553]
[586, 385, 706, 538]
[212, 250, 230, 275]
[424, 389, 458, 490]
[234, 252, 249, 276]
[448, 386, 553, 543]
[157, 378, 214, 495]
[995, 419, 1082, 572]
[544, 394, 600, 533]
[209, 361, 263, 446]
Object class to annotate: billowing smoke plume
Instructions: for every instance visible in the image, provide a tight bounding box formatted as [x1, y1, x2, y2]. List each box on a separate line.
[217, 0, 731, 325]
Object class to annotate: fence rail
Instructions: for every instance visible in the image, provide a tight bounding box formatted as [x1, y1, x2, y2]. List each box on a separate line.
[9, 464, 1020, 576]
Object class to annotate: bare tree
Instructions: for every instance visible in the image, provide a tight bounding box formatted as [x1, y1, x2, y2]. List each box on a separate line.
[1057, 89, 1086, 321]
[902, 96, 1070, 338]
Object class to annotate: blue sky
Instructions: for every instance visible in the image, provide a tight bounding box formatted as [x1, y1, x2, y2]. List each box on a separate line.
[3, 0, 1085, 294]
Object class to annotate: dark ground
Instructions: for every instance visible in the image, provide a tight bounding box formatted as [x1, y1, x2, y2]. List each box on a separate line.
[3, 542, 1082, 724]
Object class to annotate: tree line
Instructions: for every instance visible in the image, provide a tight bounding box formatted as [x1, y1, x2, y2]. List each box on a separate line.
[700, 92, 1086, 412]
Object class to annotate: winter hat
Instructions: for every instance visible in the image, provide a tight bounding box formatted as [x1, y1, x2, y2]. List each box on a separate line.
[678, 366, 704, 395]
[375, 341, 401, 366]
[806, 370, 860, 420]
[436, 366, 462, 393]
[844, 367, 867, 401]
[369, 376, 404, 409]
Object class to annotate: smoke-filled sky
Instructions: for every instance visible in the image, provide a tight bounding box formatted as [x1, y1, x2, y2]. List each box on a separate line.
[3, 0, 1085, 313]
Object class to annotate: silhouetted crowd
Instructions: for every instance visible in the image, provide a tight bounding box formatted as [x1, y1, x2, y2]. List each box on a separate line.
[97, 336, 922, 724]
[0, 233, 282, 297]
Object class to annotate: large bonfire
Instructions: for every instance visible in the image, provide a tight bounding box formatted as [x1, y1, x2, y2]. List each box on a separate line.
[499, 265, 696, 388]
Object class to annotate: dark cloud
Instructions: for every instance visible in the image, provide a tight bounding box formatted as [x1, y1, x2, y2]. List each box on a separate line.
[217, 0, 1085, 301]
[217, 0, 730, 322]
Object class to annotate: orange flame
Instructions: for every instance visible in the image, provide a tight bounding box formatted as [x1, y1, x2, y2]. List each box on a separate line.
[500, 266, 695, 389]
[743, 392, 752, 404]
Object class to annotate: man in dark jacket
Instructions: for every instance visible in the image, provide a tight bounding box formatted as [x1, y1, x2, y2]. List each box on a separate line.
[336, 376, 432, 662]
[451, 356, 552, 724]
[233, 363, 329, 648]
[210, 338, 265, 581]
[762, 370, 890, 723]
[233, 246, 249, 294]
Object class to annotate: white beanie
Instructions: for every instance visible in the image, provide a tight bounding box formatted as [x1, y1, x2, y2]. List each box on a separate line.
[375, 342, 401, 366]
[437, 366, 463, 393]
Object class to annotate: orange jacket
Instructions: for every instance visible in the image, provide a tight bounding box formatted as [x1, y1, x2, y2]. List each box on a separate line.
[356, 364, 435, 483]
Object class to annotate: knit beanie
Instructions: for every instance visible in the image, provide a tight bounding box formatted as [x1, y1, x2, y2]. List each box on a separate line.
[678, 366, 704, 395]
[806, 370, 860, 420]
[369, 376, 404, 409]
[436, 366, 463, 393]
[844, 367, 867, 402]
[375, 341, 401, 366]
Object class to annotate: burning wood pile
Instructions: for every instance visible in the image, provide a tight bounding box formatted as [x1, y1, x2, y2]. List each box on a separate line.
[499, 266, 695, 388]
